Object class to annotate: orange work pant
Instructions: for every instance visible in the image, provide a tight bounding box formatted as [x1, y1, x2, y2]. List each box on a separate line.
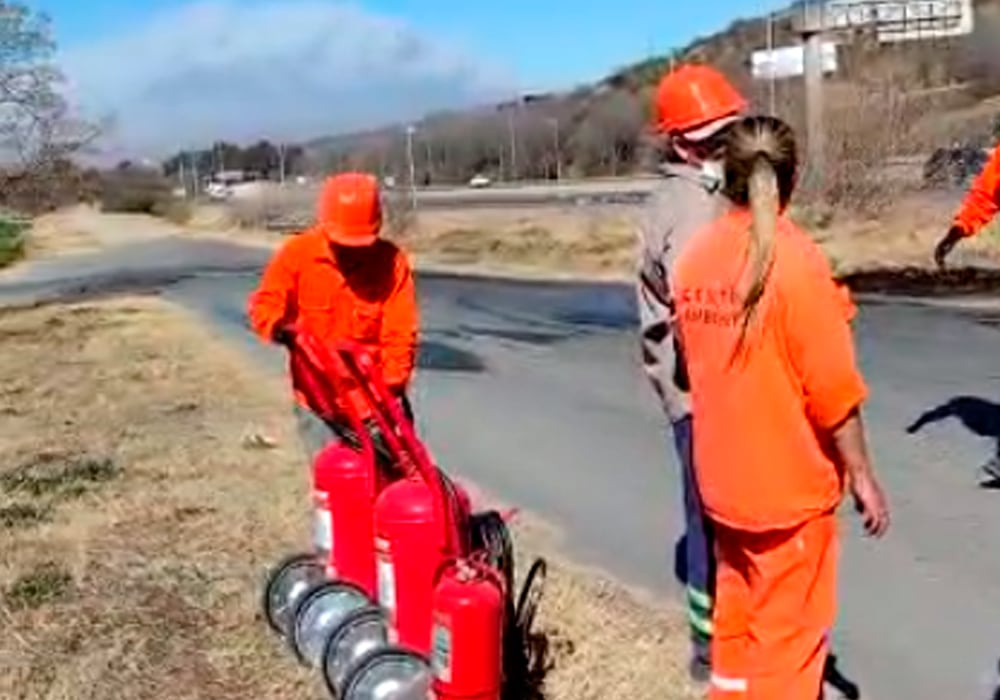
[709, 512, 838, 700]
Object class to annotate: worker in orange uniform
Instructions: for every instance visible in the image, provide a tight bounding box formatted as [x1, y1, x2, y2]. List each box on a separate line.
[636, 63, 746, 683]
[248, 171, 418, 461]
[934, 142, 1000, 270]
[671, 116, 890, 699]
[934, 142, 1000, 481]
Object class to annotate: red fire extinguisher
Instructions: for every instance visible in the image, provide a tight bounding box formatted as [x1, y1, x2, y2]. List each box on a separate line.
[430, 559, 505, 700]
[311, 442, 377, 595]
[292, 329, 407, 599]
[329, 340, 548, 700]
[373, 474, 470, 653]
[307, 339, 469, 655]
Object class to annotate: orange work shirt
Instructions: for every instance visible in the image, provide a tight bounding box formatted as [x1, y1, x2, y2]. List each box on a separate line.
[248, 228, 418, 412]
[672, 210, 867, 532]
[954, 144, 1000, 238]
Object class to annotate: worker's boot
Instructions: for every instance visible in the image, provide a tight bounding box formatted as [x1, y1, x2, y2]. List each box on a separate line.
[688, 657, 711, 685]
[982, 458, 1000, 483]
[688, 642, 711, 684]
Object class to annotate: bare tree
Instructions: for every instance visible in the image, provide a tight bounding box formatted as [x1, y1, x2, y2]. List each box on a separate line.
[0, 2, 100, 212]
[0, 3, 97, 166]
[568, 89, 644, 176]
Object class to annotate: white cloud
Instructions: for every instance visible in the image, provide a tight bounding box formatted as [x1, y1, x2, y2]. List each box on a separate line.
[59, 0, 516, 157]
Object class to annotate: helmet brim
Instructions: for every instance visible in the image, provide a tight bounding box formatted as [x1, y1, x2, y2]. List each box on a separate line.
[680, 114, 742, 142]
[323, 223, 380, 247]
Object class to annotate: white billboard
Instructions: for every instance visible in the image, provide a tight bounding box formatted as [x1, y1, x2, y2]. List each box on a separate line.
[751, 42, 839, 80]
[825, 0, 974, 42]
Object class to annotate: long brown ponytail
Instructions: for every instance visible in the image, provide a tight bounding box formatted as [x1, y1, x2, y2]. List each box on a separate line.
[722, 117, 798, 357]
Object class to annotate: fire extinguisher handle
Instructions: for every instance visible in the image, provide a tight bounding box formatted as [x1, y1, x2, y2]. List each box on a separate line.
[290, 328, 463, 558]
[333, 340, 464, 556]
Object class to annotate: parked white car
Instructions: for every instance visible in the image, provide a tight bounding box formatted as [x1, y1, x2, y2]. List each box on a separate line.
[468, 174, 491, 188]
[205, 182, 233, 200]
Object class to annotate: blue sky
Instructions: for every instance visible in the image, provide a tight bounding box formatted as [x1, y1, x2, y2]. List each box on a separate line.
[26, 0, 790, 155]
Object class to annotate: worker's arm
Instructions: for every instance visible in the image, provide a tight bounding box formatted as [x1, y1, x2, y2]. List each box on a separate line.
[379, 250, 418, 393]
[247, 239, 299, 342]
[830, 409, 890, 538]
[782, 237, 867, 432]
[781, 234, 889, 537]
[937, 146, 1000, 266]
[635, 189, 689, 418]
[953, 145, 1000, 238]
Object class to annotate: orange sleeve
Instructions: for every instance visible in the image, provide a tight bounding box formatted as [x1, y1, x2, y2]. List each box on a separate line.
[380, 249, 418, 391]
[954, 145, 1000, 237]
[781, 235, 868, 431]
[247, 239, 300, 342]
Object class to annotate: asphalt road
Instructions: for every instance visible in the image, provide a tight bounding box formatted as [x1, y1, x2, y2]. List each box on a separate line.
[3, 239, 1000, 699]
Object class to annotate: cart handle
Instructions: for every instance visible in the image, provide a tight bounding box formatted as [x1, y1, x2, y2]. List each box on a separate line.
[290, 327, 463, 557]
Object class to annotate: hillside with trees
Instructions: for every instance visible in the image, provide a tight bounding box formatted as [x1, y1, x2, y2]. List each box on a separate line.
[165, 0, 1000, 193]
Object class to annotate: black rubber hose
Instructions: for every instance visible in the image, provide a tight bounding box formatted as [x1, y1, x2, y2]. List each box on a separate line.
[467, 513, 549, 698]
[469, 511, 514, 592]
[503, 557, 548, 700]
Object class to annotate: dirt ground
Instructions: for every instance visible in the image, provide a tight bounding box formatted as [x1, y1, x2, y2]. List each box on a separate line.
[0, 297, 697, 700]
[21, 205, 191, 263]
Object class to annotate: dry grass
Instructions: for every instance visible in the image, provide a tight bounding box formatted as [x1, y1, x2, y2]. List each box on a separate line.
[805, 191, 1000, 275]
[509, 518, 699, 700]
[16, 205, 195, 267]
[25, 207, 105, 258]
[0, 297, 695, 700]
[395, 207, 637, 278]
[25, 193, 1000, 289]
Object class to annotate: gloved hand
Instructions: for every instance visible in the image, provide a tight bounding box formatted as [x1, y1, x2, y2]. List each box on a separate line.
[934, 226, 965, 269]
[272, 324, 296, 348]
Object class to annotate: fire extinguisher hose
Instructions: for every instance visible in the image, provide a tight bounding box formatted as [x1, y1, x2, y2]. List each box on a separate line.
[470, 511, 514, 593]
[503, 557, 548, 699]
[467, 511, 549, 697]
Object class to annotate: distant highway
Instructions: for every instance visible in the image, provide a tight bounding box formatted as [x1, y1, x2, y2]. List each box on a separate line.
[260, 177, 662, 231]
[398, 177, 658, 208]
[389, 155, 932, 209]
[257, 154, 942, 231]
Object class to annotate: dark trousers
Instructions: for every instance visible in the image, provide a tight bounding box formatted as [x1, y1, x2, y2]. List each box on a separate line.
[672, 416, 715, 663]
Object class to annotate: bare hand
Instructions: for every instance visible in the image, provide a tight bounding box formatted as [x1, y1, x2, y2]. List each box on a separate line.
[851, 472, 890, 538]
[934, 226, 964, 269]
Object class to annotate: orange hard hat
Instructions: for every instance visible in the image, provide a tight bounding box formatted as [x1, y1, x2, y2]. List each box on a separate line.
[316, 172, 383, 246]
[653, 64, 747, 138]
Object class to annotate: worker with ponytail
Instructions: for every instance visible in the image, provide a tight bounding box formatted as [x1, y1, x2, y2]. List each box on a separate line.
[672, 116, 890, 699]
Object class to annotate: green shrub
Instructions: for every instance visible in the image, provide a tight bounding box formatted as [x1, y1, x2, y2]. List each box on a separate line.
[0, 216, 29, 268]
[5, 562, 73, 610]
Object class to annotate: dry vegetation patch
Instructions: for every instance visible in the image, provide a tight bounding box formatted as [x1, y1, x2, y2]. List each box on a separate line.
[0, 296, 695, 700]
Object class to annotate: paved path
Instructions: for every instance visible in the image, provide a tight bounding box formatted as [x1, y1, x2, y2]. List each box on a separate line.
[4, 239, 1000, 699]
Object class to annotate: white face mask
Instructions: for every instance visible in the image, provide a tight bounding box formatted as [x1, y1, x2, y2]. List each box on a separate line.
[699, 160, 725, 191]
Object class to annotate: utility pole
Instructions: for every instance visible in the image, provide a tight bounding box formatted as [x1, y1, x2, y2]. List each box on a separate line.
[547, 117, 561, 180]
[424, 138, 432, 184]
[799, 0, 826, 190]
[507, 105, 518, 180]
[767, 12, 777, 116]
[405, 125, 417, 209]
[178, 152, 187, 196]
[189, 151, 200, 198]
[278, 142, 287, 185]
